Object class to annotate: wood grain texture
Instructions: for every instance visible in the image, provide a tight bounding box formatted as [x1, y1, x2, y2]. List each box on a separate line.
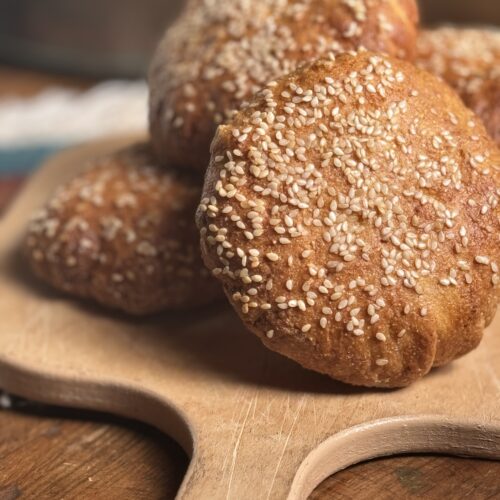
[0, 400, 188, 500]
[1, 400, 499, 500]
[0, 138, 498, 499]
[312, 455, 500, 500]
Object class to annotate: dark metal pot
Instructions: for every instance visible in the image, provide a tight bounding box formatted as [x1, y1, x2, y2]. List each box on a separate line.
[0, 0, 498, 78]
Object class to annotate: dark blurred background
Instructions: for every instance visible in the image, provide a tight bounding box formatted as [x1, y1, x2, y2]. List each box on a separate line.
[0, 0, 498, 79]
[0, 0, 184, 78]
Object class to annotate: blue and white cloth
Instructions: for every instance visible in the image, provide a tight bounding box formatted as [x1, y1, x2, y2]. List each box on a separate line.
[0, 81, 148, 176]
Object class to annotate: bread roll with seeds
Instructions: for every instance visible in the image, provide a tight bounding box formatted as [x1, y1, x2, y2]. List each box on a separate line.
[197, 51, 500, 388]
[466, 73, 500, 146]
[416, 27, 500, 145]
[149, 0, 419, 173]
[25, 143, 222, 315]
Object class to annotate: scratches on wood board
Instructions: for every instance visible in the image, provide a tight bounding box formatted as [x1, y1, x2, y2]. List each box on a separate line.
[266, 395, 306, 500]
[221, 389, 246, 482]
[226, 393, 255, 500]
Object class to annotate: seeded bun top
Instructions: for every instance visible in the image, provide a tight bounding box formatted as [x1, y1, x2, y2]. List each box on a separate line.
[467, 75, 500, 146]
[149, 0, 419, 172]
[197, 51, 500, 387]
[416, 27, 500, 101]
[25, 144, 221, 314]
[416, 27, 500, 146]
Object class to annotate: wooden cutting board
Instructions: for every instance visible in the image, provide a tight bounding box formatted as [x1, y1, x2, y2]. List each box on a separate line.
[0, 137, 499, 500]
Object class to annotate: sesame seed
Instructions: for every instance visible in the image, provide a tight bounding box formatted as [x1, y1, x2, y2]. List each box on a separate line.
[66, 256, 77, 267]
[338, 299, 348, 310]
[475, 256, 490, 265]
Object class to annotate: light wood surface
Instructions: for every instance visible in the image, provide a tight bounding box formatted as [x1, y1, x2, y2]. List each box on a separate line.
[0, 138, 499, 499]
[2, 400, 498, 500]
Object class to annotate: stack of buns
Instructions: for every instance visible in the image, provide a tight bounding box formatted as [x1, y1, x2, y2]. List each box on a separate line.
[416, 27, 500, 146]
[25, 0, 500, 387]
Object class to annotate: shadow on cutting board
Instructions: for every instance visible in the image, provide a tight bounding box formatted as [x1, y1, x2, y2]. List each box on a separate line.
[6, 245, 456, 397]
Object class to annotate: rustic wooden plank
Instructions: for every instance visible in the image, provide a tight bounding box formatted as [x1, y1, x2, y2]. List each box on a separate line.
[312, 455, 500, 499]
[0, 400, 188, 500]
[1, 399, 499, 499]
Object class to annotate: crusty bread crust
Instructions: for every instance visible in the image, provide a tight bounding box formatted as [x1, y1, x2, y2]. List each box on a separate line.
[25, 143, 222, 314]
[198, 51, 500, 387]
[467, 75, 500, 146]
[417, 26, 500, 145]
[149, 0, 419, 173]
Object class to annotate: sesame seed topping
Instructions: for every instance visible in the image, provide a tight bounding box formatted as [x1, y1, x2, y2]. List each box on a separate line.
[27, 144, 219, 313]
[475, 256, 490, 265]
[198, 49, 500, 383]
[152, 0, 419, 171]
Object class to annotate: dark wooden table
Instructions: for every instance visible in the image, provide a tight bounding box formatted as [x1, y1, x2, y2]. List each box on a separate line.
[0, 65, 499, 500]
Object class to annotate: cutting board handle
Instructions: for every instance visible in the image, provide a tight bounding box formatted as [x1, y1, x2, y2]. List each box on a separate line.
[1, 355, 500, 499]
[177, 416, 500, 499]
[289, 416, 500, 499]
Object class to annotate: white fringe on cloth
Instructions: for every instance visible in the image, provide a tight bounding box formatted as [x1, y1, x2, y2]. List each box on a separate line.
[0, 80, 148, 147]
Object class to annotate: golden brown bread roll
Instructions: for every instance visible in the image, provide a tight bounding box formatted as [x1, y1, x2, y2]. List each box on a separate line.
[416, 27, 500, 145]
[149, 0, 419, 173]
[464, 72, 500, 147]
[197, 50, 500, 387]
[25, 143, 222, 314]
